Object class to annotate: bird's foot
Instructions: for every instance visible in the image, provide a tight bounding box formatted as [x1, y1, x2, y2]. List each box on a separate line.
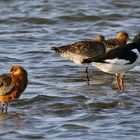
[1, 103, 8, 113]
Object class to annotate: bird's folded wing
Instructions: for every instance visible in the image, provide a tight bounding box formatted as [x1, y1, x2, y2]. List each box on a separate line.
[82, 43, 138, 65]
[0, 74, 15, 96]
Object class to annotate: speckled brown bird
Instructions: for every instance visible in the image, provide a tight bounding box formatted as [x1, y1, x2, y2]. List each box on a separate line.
[52, 35, 106, 84]
[0, 65, 28, 112]
[105, 31, 129, 52]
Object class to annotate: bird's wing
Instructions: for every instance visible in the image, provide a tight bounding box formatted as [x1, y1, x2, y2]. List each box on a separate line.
[51, 41, 84, 53]
[0, 74, 15, 96]
[63, 41, 106, 58]
[101, 43, 138, 64]
[83, 43, 138, 65]
[52, 40, 105, 57]
[105, 39, 122, 52]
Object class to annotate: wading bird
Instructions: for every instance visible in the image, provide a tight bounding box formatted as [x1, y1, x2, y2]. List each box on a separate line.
[82, 32, 140, 91]
[0, 65, 28, 112]
[52, 35, 106, 84]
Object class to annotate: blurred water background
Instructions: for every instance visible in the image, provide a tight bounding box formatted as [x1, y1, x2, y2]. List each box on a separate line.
[0, 0, 140, 139]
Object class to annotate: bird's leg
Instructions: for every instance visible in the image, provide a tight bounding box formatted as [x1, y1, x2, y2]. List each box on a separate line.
[85, 66, 89, 85]
[120, 75, 124, 91]
[116, 74, 121, 91]
[4, 103, 8, 113]
[1, 103, 5, 113]
[1, 102, 8, 113]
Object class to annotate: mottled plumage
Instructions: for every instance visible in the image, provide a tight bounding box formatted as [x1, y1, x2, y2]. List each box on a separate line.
[52, 35, 106, 84]
[0, 65, 28, 112]
[105, 31, 129, 52]
[0, 74, 15, 96]
[52, 32, 129, 85]
[52, 35, 106, 64]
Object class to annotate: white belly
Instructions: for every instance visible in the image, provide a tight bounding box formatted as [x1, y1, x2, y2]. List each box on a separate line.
[61, 53, 87, 65]
[91, 60, 139, 74]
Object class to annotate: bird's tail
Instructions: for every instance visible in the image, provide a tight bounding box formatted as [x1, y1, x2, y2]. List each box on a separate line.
[82, 58, 92, 64]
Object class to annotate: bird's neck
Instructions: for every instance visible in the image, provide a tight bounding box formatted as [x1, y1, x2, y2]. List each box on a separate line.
[12, 74, 28, 91]
[119, 39, 127, 45]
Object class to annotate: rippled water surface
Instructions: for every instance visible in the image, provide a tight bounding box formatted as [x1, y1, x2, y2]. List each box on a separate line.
[0, 0, 140, 139]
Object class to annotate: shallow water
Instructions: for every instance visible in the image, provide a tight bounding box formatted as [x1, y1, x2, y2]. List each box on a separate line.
[0, 0, 140, 139]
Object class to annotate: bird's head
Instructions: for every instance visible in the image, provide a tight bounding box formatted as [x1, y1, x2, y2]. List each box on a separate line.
[116, 31, 129, 43]
[95, 35, 105, 42]
[10, 65, 28, 78]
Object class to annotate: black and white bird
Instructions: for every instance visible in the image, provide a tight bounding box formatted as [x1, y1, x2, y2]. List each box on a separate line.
[82, 32, 140, 91]
[52, 35, 106, 85]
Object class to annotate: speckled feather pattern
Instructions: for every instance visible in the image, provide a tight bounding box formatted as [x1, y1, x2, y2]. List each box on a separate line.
[52, 40, 106, 62]
[0, 74, 15, 96]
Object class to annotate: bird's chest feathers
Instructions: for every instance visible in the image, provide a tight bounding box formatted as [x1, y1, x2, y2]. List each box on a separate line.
[13, 76, 23, 90]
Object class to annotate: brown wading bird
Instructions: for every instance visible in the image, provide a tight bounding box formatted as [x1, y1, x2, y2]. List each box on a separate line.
[0, 65, 28, 112]
[82, 32, 140, 91]
[52, 31, 129, 85]
[52, 35, 106, 85]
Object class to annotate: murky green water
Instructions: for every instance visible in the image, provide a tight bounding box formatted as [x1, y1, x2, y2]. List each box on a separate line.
[0, 0, 140, 139]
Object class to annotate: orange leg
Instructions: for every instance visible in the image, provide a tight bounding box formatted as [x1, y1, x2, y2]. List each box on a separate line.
[116, 74, 121, 91]
[119, 75, 124, 91]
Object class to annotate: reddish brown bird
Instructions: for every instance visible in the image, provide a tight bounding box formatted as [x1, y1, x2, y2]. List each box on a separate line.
[0, 65, 28, 112]
[105, 31, 129, 52]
